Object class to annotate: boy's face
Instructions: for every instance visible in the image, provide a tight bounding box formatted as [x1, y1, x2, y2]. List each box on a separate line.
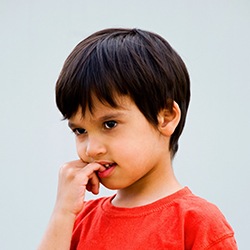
[68, 95, 171, 191]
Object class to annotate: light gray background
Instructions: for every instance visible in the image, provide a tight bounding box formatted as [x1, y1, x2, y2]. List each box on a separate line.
[1, 1, 249, 249]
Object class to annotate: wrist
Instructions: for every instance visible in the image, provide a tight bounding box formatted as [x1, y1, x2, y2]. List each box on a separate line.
[52, 205, 78, 222]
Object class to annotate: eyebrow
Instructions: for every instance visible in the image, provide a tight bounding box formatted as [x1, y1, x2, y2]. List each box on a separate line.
[97, 113, 125, 122]
[68, 121, 77, 129]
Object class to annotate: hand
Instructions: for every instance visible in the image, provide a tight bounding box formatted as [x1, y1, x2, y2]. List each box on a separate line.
[53, 160, 105, 216]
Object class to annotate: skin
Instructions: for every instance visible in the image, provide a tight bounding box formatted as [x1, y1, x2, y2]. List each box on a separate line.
[38, 95, 182, 250]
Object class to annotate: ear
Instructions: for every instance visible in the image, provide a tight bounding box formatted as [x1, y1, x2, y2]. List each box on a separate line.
[157, 101, 181, 137]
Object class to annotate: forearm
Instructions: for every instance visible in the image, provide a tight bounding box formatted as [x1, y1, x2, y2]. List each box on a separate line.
[37, 210, 76, 250]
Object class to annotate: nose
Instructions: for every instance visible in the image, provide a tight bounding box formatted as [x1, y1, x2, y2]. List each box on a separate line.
[84, 135, 107, 159]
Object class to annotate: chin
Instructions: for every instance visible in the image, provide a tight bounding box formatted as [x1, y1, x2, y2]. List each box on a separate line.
[101, 181, 125, 191]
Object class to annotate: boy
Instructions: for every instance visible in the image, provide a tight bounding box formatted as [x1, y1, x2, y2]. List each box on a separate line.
[39, 28, 237, 249]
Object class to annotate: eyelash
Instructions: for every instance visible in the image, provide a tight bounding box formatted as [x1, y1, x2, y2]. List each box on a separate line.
[72, 128, 86, 135]
[72, 120, 118, 136]
[103, 120, 117, 129]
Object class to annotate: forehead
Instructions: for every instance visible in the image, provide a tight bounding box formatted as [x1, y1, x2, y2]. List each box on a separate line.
[70, 95, 134, 122]
[91, 94, 133, 112]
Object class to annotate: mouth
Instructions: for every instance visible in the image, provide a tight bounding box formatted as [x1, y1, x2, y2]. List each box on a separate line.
[97, 162, 116, 178]
[103, 163, 116, 169]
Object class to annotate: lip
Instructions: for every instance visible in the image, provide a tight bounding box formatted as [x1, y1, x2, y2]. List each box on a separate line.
[97, 163, 116, 178]
[96, 160, 114, 166]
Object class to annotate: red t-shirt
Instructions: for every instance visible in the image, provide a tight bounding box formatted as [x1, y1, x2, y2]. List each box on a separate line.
[70, 187, 237, 249]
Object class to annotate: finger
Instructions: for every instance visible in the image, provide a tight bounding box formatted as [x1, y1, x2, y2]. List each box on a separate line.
[80, 162, 105, 175]
[67, 162, 102, 195]
[82, 163, 105, 194]
[86, 172, 100, 194]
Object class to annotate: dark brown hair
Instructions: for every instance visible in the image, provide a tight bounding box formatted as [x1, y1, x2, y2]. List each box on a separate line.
[56, 28, 190, 156]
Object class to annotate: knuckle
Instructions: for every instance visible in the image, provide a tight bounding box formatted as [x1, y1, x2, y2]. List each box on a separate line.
[59, 163, 76, 179]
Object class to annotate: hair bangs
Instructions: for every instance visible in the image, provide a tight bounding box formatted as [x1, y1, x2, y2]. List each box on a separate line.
[56, 37, 131, 119]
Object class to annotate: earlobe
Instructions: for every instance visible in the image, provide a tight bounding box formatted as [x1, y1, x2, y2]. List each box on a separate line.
[158, 101, 181, 136]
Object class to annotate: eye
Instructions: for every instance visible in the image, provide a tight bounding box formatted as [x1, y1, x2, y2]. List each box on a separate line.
[103, 120, 117, 129]
[72, 128, 87, 135]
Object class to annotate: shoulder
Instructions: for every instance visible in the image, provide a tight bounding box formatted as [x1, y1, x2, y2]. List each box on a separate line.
[176, 190, 227, 222]
[177, 191, 231, 229]
[176, 189, 237, 249]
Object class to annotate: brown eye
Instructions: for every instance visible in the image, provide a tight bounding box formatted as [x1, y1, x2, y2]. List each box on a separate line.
[104, 121, 117, 129]
[73, 128, 86, 135]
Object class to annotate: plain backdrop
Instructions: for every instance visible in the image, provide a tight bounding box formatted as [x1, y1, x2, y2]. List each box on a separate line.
[1, 1, 249, 249]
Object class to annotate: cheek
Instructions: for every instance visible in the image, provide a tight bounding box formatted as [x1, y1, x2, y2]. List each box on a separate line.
[75, 140, 86, 158]
[114, 135, 147, 158]
[124, 132, 161, 160]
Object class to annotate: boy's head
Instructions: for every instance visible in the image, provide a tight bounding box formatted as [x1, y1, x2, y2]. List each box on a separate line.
[56, 28, 190, 157]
